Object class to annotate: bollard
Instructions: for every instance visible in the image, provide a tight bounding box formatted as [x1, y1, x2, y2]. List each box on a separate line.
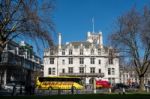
[146, 87, 149, 93]
[122, 88, 125, 94]
[109, 88, 111, 93]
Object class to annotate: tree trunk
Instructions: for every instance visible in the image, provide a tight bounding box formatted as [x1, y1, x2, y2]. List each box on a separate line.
[139, 76, 145, 91]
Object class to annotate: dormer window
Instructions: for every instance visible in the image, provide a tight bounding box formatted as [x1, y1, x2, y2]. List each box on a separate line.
[62, 49, 65, 55]
[91, 49, 94, 55]
[69, 49, 72, 55]
[109, 58, 113, 64]
[98, 49, 101, 55]
[109, 49, 113, 56]
[80, 49, 83, 55]
[50, 49, 54, 55]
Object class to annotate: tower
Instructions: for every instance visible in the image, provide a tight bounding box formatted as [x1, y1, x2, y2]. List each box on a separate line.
[99, 31, 103, 48]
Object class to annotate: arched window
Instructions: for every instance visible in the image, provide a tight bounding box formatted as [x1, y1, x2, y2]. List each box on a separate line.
[89, 78, 94, 84]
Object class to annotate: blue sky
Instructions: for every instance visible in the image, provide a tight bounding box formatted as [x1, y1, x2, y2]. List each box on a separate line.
[15, 0, 150, 57]
[52, 0, 150, 45]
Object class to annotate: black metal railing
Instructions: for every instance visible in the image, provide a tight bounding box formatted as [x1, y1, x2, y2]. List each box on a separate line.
[59, 73, 104, 77]
[0, 51, 41, 71]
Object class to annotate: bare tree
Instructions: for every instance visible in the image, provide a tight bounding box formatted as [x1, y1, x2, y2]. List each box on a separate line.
[0, 0, 55, 55]
[110, 7, 150, 91]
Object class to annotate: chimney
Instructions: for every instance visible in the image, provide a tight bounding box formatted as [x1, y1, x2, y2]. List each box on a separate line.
[58, 33, 62, 49]
[87, 31, 91, 37]
[87, 31, 92, 42]
[99, 31, 103, 48]
[16, 47, 19, 55]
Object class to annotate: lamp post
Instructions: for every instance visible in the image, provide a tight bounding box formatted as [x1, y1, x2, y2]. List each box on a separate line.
[57, 49, 59, 76]
[85, 65, 86, 75]
[84, 65, 87, 89]
[85, 65, 86, 81]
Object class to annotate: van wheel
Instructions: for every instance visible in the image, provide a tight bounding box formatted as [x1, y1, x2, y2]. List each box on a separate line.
[38, 85, 41, 89]
[48, 87, 52, 90]
[73, 86, 76, 90]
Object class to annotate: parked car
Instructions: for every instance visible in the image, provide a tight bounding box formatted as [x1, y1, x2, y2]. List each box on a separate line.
[96, 80, 111, 89]
[112, 83, 129, 92]
[145, 84, 150, 88]
[4, 82, 25, 93]
[131, 82, 139, 88]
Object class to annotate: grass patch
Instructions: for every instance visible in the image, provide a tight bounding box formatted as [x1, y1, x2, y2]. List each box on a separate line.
[1, 94, 150, 99]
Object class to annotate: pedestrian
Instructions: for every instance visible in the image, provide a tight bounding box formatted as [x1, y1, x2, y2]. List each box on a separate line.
[31, 82, 35, 95]
[32, 83, 35, 95]
[12, 84, 16, 96]
[122, 87, 125, 94]
[71, 85, 74, 94]
[25, 85, 28, 95]
[58, 88, 61, 95]
[29, 84, 32, 95]
[20, 85, 22, 95]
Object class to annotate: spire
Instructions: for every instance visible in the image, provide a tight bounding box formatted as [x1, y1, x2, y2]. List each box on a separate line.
[92, 17, 95, 33]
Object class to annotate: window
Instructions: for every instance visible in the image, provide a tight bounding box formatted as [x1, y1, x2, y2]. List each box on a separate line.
[48, 67, 55, 75]
[80, 49, 83, 55]
[109, 58, 113, 64]
[52, 68, 55, 75]
[48, 68, 51, 75]
[108, 78, 111, 83]
[112, 78, 115, 84]
[79, 58, 84, 64]
[62, 59, 65, 65]
[108, 68, 115, 75]
[99, 69, 101, 73]
[79, 67, 84, 73]
[98, 49, 101, 55]
[99, 59, 101, 64]
[90, 67, 95, 73]
[90, 57, 95, 64]
[68, 58, 73, 64]
[74, 45, 78, 49]
[62, 68, 65, 73]
[112, 68, 115, 75]
[91, 49, 94, 55]
[68, 67, 73, 73]
[50, 58, 54, 64]
[62, 49, 65, 55]
[108, 68, 111, 75]
[109, 49, 113, 56]
[69, 49, 72, 55]
[108, 78, 115, 85]
[50, 50, 54, 55]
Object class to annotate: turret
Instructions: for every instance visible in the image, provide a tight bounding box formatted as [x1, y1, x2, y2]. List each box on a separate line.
[99, 31, 103, 48]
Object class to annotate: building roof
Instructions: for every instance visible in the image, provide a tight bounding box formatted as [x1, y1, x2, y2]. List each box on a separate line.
[67, 41, 92, 48]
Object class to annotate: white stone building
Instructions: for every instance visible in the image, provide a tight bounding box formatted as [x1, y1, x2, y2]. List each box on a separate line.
[120, 66, 150, 86]
[43, 31, 120, 85]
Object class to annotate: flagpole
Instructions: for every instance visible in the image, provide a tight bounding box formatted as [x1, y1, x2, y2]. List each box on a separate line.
[92, 17, 95, 33]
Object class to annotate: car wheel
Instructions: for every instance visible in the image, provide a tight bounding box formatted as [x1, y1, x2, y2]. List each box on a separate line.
[48, 87, 52, 90]
[7, 88, 12, 92]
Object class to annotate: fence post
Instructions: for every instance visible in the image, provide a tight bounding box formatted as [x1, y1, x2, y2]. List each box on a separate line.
[109, 88, 111, 93]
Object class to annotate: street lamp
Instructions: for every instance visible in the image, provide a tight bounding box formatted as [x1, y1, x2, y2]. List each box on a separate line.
[84, 65, 87, 89]
[85, 65, 86, 76]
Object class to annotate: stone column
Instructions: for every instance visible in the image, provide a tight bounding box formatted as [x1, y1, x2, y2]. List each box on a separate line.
[93, 78, 96, 94]
[3, 69, 7, 85]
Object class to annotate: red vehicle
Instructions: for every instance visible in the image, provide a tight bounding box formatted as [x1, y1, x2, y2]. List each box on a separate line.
[96, 80, 111, 89]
